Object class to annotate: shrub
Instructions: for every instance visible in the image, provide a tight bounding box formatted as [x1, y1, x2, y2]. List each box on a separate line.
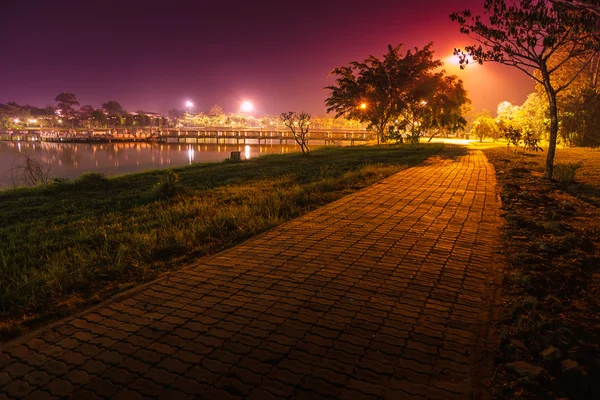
[9, 153, 52, 187]
[152, 170, 187, 200]
[45, 177, 70, 188]
[504, 125, 543, 153]
[554, 162, 582, 184]
[75, 172, 109, 186]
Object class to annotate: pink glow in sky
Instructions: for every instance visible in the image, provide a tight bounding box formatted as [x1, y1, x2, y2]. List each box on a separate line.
[1, 0, 533, 116]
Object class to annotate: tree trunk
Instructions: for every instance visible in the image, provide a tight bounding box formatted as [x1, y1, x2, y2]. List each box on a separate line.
[542, 67, 559, 180]
[546, 93, 559, 179]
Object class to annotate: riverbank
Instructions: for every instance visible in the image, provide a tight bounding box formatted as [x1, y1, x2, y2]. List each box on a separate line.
[0, 144, 443, 339]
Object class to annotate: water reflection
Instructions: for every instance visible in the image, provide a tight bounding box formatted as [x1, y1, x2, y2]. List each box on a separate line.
[0, 141, 305, 186]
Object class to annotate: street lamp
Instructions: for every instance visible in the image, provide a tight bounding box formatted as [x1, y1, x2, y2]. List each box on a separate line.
[241, 101, 254, 113]
[360, 103, 367, 110]
[185, 100, 194, 114]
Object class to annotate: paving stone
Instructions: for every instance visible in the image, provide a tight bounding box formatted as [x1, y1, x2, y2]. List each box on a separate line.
[3, 379, 32, 397]
[44, 378, 74, 397]
[24, 370, 52, 386]
[84, 377, 122, 397]
[0, 147, 501, 399]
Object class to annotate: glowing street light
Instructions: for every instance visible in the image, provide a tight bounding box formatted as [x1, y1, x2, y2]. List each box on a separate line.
[360, 103, 367, 110]
[58, 119, 63, 124]
[29, 119, 37, 124]
[241, 101, 254, 113]
[13, 118, 20, 124]
[185, 100, 194, 114]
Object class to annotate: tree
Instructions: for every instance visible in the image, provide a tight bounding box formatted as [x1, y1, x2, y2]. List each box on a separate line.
[551, 0, 600, 15]
[471, 116, 501, 141]
[325, 44, 443, 144]
[423, 75, 471, 141]
[514, 93, 549, 139]
[538, 48, 600, 146]
[79, 105, 95, 118]
[451, 0, 600, 179]
[102, 101, 125, 116]
[208, 104, 224, 116]
[91, 109, 108, 128]
[280, 111, 311, 155]
[78, 105, 95, 129]
[168, 109, 184, 124]
[55, 93, 79, 118]
[497, 101, 519, 122]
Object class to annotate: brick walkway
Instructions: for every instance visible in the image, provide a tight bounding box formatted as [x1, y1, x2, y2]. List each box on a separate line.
[1, 147, 502, 400]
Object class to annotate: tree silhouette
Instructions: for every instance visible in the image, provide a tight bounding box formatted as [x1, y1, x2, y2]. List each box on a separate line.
[55, 93, 79, 118]
[325, 44, 467, 144]
[102, 101, 125, 116]
[280, 111, 311, 155]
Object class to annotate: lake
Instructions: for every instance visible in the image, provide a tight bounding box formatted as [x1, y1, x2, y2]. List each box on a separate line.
[0, 140, 304, 188]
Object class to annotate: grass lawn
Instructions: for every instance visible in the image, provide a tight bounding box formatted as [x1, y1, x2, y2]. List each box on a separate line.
[0, 144, 443, 339]
[482, 145, 600, 399]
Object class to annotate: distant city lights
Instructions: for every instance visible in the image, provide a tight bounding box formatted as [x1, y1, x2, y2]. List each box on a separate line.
[241, 101, 254, 113]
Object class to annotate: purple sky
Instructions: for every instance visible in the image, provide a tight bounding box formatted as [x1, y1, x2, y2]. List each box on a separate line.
[1, 0, 534, 116]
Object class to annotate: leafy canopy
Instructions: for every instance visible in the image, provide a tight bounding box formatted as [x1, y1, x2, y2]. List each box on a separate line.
[325, 43, 469, 142]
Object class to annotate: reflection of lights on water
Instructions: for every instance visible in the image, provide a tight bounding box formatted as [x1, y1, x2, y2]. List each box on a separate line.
[244, 145, 250, 160]
[188, 145, 194, 164]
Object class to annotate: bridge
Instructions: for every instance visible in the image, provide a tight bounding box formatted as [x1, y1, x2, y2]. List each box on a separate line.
[0, 127, 376, 146]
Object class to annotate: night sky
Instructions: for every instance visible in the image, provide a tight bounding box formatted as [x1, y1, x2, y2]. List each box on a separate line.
[1, 0, 533, 116]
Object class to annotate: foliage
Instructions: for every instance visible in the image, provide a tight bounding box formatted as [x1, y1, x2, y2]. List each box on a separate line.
[471, 116, 501, 142]
[325, 43, 469, 143]
[504, 125, 544, 153]
[423, 75, 471, 141]
[280, 111, 311, 155]
[74, 172, 109, 187]
[514, 93, 549, 139]
[208, 104, 224, 116]
[55, 92, 79, 118]
[553, 161, 583, 183]
[451, 0, 600, 179]
[497, 101, 518, 121]
[551, 0, 600, 15]
[537, 49, 600, 147]
[0, 97, 166, 130]
[152, 170, 187, 200]
[102, 101, 125, 116]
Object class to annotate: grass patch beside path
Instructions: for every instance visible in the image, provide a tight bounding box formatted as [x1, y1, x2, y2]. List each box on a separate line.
[0, 144, 442, 339]
[484, 146, 600, 399]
